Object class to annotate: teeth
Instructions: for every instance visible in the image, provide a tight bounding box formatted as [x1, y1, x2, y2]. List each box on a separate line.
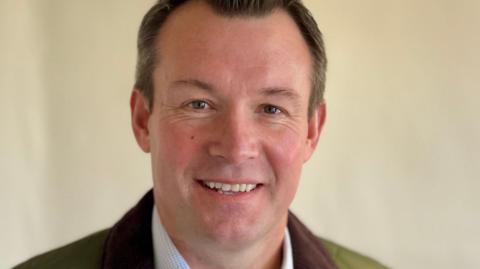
[221, 184, 231, 191]
[232, 184, 240, 192]
[203, 181, 258, 193]
[240, 184, 247, 192]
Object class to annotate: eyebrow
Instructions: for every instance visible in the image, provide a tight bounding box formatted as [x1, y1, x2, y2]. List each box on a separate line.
[171, 79, 214, 92]
[171, 79, 301, 101]
[260, 87, 302, 101]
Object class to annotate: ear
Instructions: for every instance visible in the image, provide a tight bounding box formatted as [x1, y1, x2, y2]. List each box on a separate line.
[304, 102, 326, 162]
[130, 89, 151, 153]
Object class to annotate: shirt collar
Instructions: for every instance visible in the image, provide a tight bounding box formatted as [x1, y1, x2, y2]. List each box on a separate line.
[152, 207, 293, 269]
[281, 224, 294, 269]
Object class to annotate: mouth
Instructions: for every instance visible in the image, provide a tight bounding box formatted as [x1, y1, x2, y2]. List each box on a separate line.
[198, 180, 262, 195]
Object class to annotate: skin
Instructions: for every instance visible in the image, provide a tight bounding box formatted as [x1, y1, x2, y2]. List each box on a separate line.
[131, 1, 326, 268]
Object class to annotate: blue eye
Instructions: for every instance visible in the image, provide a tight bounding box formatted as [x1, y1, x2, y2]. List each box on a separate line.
[189, 100, 210, 109]
[263, 105, 281, 114]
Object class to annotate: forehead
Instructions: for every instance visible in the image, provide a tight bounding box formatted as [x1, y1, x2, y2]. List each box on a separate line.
[154, 1, 312, 93]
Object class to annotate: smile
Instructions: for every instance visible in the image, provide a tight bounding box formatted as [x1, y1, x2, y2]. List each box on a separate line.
[201, 181, 259, 195]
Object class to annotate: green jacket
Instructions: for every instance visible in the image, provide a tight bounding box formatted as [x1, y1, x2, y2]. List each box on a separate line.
[14, 191, 388, 269]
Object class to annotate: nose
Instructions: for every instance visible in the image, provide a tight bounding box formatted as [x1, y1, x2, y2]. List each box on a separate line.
[207, 110, 259, 164]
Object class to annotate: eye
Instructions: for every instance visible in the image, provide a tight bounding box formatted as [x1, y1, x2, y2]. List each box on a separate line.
[263, 105, 282, 114]
[188, 100, 210, 110]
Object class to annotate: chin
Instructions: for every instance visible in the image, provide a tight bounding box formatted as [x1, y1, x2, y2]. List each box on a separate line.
[198, 209, 272, 247]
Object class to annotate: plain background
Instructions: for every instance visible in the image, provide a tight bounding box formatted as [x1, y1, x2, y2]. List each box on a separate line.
[1, 0, 479, 268]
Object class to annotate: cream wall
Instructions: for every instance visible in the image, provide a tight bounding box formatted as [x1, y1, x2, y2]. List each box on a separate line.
[1, 0, 479, 268]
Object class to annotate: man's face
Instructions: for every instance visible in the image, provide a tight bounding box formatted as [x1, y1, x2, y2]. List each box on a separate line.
[132, 1, 324, 247]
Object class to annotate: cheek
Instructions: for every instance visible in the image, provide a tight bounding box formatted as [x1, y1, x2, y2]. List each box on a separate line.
[264, 128, 306, 197]
[151, 123, 199, 179]
[267, 127, 306, 170]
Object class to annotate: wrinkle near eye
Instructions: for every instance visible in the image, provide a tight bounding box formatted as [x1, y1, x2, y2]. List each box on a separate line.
[259, 113, 305, 135]
[156, 101, 215, 125]
[156, 99, 305, 132]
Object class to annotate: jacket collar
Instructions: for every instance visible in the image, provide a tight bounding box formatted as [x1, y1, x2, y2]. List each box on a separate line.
[102, 191, 155, 269]
[288, 213, 338, 269]
[102, 190, 337, 269]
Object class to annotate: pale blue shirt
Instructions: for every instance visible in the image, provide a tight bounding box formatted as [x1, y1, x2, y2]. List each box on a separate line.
[152, 207, 293, 269]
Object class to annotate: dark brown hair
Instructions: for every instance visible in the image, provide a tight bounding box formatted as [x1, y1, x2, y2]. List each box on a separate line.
[135, 0, 327, 117]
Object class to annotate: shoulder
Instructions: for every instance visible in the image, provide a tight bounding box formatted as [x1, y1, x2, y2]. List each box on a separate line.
[13, 229, 110, 269]
[320, 237, 389, 269]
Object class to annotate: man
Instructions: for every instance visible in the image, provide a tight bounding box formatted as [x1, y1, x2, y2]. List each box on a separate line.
[15, 0, 387, 268]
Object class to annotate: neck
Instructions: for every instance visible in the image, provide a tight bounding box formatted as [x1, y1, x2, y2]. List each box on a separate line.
[169, 219, 286, 269]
